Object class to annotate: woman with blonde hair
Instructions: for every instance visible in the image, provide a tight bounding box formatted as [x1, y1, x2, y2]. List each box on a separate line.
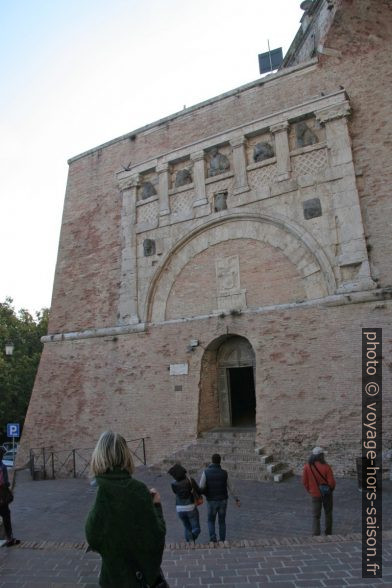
[85, 431, 167, 587]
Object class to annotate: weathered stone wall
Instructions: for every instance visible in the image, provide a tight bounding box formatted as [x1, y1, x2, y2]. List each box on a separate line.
[21, 0, 392, 476]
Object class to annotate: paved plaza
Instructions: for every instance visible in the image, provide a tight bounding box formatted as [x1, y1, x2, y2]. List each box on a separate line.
[0, 467, 391, 587]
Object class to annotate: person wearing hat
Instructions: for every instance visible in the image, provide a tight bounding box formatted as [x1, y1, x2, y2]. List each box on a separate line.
[302, 447, 336, 536]
[168, 463, 201, 543]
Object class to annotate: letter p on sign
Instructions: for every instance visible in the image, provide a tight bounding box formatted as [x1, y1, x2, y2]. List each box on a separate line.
[7, 423, 20, 438]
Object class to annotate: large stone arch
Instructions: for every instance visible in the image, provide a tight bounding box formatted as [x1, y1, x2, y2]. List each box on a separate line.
[145, 211, 336, 322]
[198, 334, 256, 433]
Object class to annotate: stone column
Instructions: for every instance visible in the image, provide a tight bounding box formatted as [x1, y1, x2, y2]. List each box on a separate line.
[270, 121, 291, 181]
[117, 174, 140, 324]
[230, 136, 249, 194]
[317, 101, 352, 167]
[190, 150, 207, 206]
[316, 102, 376, 292]
[157, 162, 170, 216]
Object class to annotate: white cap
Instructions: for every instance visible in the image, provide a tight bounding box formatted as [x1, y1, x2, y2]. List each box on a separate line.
[312, 446, 324, 455]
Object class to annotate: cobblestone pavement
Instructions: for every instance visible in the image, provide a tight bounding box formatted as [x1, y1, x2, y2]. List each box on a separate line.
[0, 468, 390, 587]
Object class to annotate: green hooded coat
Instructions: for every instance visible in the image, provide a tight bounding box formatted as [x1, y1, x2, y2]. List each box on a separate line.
[85, 469, 166, 587]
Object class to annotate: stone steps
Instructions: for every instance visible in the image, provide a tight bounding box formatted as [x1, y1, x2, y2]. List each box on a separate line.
[151, 429, 293, 483]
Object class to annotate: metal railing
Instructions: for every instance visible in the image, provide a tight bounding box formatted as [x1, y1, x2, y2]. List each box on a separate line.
[29, 437, 148, 480]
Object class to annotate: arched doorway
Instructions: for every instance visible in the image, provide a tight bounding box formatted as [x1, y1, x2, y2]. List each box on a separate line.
[198, 335, 256, 431]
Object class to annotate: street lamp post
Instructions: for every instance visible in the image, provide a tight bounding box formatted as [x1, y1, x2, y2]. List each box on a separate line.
[5, 341, 14, 357]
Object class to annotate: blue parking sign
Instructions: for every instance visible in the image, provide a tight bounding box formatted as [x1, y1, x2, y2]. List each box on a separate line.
[7, 423, 20, 438]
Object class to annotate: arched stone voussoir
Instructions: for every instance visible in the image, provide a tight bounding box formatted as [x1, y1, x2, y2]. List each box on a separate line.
[146, 211, 336, 322]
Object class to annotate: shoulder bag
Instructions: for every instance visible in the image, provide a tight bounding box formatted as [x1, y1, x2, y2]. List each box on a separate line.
[186, 475, 204, 506]
[310, 464, 332, 500]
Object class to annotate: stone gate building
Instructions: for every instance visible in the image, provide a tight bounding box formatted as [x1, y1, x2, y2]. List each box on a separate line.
[21, 0, 392, 476]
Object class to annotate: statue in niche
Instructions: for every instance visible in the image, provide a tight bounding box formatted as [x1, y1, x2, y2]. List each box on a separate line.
[174, 168, 192, 188]
[295, 121, 318, 148]
[141, 181, 156, 200]
[214, 191, 228, 212]
[253, 142, 274, 162]
[208, 147, 230, 177]
[143, 239, 156, 257]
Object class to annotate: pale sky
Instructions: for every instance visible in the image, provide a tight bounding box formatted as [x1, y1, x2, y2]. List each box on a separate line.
[0, 0, 303, 315]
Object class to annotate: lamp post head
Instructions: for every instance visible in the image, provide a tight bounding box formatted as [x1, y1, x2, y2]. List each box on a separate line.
[5, 341, 14, 356]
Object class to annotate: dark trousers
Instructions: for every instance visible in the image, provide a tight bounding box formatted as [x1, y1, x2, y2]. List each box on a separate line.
[312, 495, 333, 536]
[0, 504, 13, 539]
[207, 499, 228, 541]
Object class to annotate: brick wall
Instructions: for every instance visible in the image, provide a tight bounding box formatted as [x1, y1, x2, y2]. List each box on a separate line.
[21, 0, 392, 477]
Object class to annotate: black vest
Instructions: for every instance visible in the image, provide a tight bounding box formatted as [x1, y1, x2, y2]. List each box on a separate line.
[204, 464, 228, 500]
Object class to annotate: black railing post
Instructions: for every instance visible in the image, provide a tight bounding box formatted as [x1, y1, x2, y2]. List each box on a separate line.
[43, 447, 46, 480]
[30, 449, 34, 479]
[51, 452, 55, 479]
[72, 449, 76, 478]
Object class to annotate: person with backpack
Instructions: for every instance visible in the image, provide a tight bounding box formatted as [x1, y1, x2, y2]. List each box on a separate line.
[0, 447, 20, 547]
[199, 454, 240, 543]
[302, 446, 336, 536]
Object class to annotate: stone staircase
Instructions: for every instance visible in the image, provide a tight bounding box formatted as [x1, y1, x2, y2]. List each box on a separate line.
[153, 428, 293, 482]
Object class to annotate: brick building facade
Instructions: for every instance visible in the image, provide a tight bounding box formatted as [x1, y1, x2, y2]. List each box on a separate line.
[21, 0, 391, 475]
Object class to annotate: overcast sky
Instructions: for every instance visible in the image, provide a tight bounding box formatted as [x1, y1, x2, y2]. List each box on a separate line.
[1, 0, 303, 315]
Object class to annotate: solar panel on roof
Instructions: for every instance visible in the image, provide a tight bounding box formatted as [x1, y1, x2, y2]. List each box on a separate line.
[258, 47, 283, 74]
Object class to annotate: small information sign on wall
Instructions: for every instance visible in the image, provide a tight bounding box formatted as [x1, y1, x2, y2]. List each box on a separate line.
[170, 363, 188, 376]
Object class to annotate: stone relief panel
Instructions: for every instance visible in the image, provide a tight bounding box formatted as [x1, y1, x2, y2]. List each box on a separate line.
[291, 147, 328, 177]
[288, 117, 325, 151]
[206, 176, 235, 204]
[246, 132, 274, 165]
[169, 159, 193, 190]
[207, 145, 231, 177]
[138, 170, 158, 201]
[215, 254, 246, 311]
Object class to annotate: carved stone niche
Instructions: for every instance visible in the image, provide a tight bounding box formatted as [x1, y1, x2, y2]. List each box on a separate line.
[175, 168, 192, 188]
[289, 117, 324, 150]
[140, 181, 156, 200]
[253, 142, 274, 163]
[139, 170, 158, 200]
[214, 191, 228, 212]
[303, 197, 322, 220]
[143, 238, 156, 257]
[207, 146, 231, 177]
[246, 132, 273, 165]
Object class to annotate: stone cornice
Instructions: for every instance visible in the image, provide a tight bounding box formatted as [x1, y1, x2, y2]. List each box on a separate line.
[316, 101, 351, 124]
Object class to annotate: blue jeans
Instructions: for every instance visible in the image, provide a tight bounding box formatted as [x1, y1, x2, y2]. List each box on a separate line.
[207, 499, 227, 541]
[177, 508, 200, 542]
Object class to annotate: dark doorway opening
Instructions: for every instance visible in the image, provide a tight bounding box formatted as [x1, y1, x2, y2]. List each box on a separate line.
[228, 366, 256, 427]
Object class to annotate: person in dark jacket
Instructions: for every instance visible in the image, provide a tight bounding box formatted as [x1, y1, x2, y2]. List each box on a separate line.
[168, 463, 201, 543]
[302, 446, 336, 536]
[0, 447, 19, 547]
[85, 431, 166, 587]
[199, 454, 240, 543]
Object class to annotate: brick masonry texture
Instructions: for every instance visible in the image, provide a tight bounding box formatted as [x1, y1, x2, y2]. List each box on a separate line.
[20, 0, 392, 475]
